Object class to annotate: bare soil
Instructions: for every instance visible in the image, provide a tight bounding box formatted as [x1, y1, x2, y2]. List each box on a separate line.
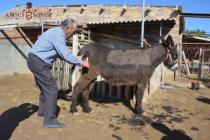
[0, 74, 210, 140]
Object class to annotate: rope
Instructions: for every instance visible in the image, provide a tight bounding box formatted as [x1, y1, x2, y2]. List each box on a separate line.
[141, 38, 178, 63]
[140, 38, 152, 48]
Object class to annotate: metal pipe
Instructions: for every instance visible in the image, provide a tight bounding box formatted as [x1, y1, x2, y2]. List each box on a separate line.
[159, 23, 162, 43]
[140, 0, 145, 48]
[181, 43, 210, 45]
[41, 16, 44, 34]
[88, 29, 90, 43]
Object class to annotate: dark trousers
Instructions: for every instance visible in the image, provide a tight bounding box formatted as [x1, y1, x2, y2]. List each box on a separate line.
[27, 53, 58, 125]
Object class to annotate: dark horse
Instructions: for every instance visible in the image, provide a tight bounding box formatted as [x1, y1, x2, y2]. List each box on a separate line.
[70, 35, 178, 115]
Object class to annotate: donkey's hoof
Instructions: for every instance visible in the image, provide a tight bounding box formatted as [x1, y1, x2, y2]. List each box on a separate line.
[72, 112, 79, 115]
[136, 109, 144, 115]
[83, 106, 92, 113]
[70, 108, 78, 115]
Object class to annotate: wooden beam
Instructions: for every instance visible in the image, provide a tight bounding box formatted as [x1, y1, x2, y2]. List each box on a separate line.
[121, 4, 127, 16]
[63, 7, 67, 13]
[48, 7, 52, 12]
[123, 4, 128, 11]
[80, 5, 85, 14]
[99, 5, 104, 15]
[180, 12, 210, 18]
[94, 32, 139, 45]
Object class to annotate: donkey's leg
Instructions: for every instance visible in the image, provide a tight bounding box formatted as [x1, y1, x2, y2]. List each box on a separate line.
[135, 82, 147, 115]
[82, 81, 96, 113]
[70, 67, 98, 114]
[70, 74, 92, 114]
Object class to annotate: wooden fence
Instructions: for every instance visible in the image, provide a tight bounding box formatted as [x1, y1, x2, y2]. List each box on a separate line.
[90, 75, 136, 101]
[52, 59, 73, 90]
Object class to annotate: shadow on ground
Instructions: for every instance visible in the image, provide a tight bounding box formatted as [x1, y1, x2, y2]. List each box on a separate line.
[151, 122, 192, 140]
[196, 96, 210, 105]
[58, 89, 72, 101]
[0, 103, 38, 140]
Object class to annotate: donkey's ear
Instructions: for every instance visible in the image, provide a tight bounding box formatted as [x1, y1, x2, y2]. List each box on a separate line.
[161, 37, 168, 48]
[167, 35, 174, 48]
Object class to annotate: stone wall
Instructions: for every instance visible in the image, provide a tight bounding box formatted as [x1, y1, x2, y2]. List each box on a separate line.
[0, 28, 36, 74]
[0, 40, 31, 74]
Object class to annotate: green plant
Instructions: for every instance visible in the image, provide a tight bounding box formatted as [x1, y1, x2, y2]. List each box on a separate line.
[12, 72, 18, 76]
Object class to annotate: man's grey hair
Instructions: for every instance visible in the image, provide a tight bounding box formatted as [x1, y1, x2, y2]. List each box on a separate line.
[60, 18, 77, 29]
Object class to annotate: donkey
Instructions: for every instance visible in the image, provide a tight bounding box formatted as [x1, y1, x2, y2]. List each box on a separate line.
[70, 35, 178, 115]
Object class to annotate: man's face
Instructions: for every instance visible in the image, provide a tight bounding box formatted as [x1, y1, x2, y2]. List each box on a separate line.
[65, 23, 77, 38]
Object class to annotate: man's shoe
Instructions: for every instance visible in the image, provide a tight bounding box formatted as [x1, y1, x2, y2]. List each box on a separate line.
[43, 122, 65, 128]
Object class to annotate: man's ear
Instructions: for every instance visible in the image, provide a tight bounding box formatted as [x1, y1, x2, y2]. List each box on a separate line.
[65, 26, 70, 31]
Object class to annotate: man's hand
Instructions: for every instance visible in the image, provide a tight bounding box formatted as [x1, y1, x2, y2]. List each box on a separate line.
[76, 56, 82, 60]
[82, 60, 90, 68]
[76, 55, 89, 68]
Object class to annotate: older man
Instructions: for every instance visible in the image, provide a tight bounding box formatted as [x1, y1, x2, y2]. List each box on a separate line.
[27, 18, 89, 128]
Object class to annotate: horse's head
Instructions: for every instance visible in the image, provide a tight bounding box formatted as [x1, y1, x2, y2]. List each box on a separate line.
[162, 35, 178, 71]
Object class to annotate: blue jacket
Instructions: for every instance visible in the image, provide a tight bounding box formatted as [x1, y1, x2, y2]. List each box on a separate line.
[29, 26, 83, 66]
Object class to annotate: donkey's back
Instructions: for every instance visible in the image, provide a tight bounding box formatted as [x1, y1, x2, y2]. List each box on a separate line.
[81, 43, 155, 85]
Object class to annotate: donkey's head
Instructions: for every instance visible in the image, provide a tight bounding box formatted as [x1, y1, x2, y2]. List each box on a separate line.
[162, 35, 178, 71]
[79, 43, 93, 61]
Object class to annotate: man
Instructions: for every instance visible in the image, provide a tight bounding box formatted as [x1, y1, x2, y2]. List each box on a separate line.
[27, 18, 89, 128]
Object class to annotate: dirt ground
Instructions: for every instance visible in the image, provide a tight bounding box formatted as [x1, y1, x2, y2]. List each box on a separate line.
[0, 74, 210, 140]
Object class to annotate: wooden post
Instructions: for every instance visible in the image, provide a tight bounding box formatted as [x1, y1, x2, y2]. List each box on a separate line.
[198, 48, 202, 80]
[182, 51, 190, 75]
[178, 43, 182, 77]
[72, 35, 79, 88]
[101, 78, 105, 98]
[90, 85, 95, 97]
[57, 59, 61, 89]
[96, 75, 102, 97]
[201, 50, 205, 74]
[64, 62, 69, 89]
[124, 86, 130, 101]
[52, 61, 55, 77]
[108, 84, 112, 98]
[117, 86, 121, 100]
